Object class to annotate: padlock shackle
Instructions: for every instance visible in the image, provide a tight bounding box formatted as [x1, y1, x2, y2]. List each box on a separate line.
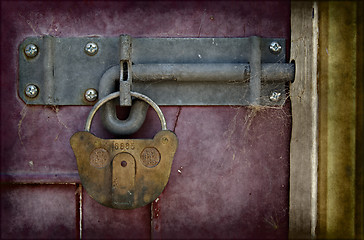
[85, 91, 167, 132]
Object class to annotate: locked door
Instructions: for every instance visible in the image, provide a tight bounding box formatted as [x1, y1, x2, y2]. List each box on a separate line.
[0, 1, 291, 239]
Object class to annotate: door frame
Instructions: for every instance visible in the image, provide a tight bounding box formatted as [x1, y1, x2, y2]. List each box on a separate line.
[289, 1, 363, 238]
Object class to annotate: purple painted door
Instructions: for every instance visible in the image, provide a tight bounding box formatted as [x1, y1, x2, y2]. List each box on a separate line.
[1, 1, 291, 239]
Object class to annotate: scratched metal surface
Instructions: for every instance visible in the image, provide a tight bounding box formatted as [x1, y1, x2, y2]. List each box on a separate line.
[0, 1, 290, 239]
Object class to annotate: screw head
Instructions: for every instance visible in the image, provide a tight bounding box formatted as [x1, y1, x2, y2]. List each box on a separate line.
[84, 88, 98, 102]
[269, 91, 282, 102]
[269, 41, 282, 54]
[25, 84, 39, 98]
[84, 42, 98, 56]
[24, 44, 38, 58]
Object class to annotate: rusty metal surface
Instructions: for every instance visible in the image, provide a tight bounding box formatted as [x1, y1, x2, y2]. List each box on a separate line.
[71, 130, 177, 209]
[0, 184, 77, 239]
[1, 1, 290, 238]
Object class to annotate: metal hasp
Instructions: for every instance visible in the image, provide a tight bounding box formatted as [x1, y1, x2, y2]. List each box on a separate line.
[18, 35, 294, 106]
[99, 35, 149, 136]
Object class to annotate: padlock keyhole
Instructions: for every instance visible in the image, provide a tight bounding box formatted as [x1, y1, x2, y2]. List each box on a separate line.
[121, 161, 127, 167]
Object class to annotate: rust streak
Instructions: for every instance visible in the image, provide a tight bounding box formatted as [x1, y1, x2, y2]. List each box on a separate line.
[173, 107, 182, 132]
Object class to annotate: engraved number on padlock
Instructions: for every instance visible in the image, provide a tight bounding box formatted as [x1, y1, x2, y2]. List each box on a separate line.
[70, 91, 178, 210]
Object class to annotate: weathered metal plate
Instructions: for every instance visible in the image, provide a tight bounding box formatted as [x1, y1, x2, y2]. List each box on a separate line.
[19, 36, 287, 106]
[70, 130, 178, 209]
[0, 185, 77, 238]
[149, 104, 291, 238]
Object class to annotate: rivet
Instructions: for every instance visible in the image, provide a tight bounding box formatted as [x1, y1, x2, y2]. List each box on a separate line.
[269, 41, 282, 54]
[25, 84, 39, 98]
[24, 44, 38, 58]
[269, 91, 282, 102]
[162, 137, 169, 144]
[84, 88, 98, 102]
[84, 42, 98, 56]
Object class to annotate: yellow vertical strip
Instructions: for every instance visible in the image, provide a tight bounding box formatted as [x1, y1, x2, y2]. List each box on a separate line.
[317, 2, 329, 238]
[326, 2, 357, 238]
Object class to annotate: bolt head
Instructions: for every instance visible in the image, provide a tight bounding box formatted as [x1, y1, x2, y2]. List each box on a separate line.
[269, 41, 282, 54]
[269, 91, 282, 102]
[25, 84, 39, 98]
[84, 88, 98, 102]
[84, 42, 98, 56]
[24, 44, 38, 58]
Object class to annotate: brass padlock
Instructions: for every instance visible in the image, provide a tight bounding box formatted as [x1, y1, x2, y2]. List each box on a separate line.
[70, 92, 178, 209]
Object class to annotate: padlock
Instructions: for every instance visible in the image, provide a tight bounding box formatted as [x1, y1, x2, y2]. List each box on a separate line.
[70, 91, 178, 209]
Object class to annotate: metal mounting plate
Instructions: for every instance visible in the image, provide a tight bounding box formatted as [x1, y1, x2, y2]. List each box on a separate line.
[19, 36, 289, 106]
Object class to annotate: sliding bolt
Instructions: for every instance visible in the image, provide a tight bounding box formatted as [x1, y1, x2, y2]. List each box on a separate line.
[84, 88, 98, 102]
[84, 42, 98, 56]
[269, 41, 282, 54]
[269, 91, 282, 102]
[25, 84, 39, 98]
[24, 44, 38, 58]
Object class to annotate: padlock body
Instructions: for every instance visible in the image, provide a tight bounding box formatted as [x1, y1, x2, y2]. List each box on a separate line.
[70, 130, 178, 209]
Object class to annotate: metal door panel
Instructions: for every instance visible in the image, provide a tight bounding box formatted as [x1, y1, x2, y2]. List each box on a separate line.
[1, 1, 291, 238]
[0, 185, 77, 239]
[151, 105, 291, 238]
[82, 193, 151, 239]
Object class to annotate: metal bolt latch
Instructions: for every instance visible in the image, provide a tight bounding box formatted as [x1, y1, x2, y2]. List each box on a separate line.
[269, 91, 282, 102]
[24, 44, 38, 58]
[19, 36, 294, 107]
[25, 84, 39, 98]
[84, 42, 98, 56]
[84, 88, 98, 102]
[269, 41, 282, 54]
